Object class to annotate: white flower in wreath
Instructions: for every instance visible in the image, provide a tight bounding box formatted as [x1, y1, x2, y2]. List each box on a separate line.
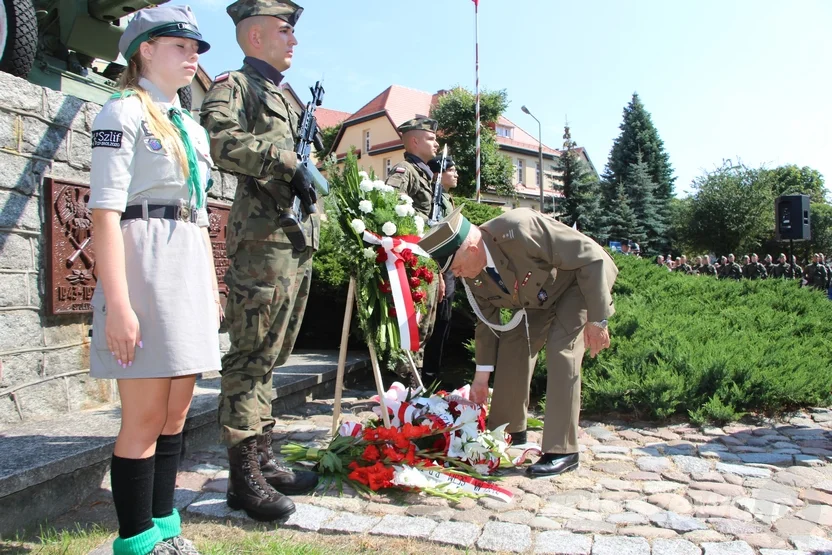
[382, 221, 397, 236]
[358, 171, 369, 179]
[446, 435, 466, 459]
[399, 194, 413, 205]
[392, 465, 432, 489]
[454, 405, 481, 441]
[463, 438, 490, 462]
[358, 200, 373, 214]
[473, 463, 492, 475]
[359, 179, 375, 193]
[394, 203, 411, 217]
[374, 181, 395, 193]
[414, 214, 425, 235]
[362, 247, 376, 260]
[351, 218, 366, 234]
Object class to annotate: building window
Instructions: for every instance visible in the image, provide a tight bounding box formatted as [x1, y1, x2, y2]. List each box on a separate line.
[385, 158, 392, 177]
[496, 125, 513, 138]
[515, 159, 524, 184]
[364, 130, 371, 153]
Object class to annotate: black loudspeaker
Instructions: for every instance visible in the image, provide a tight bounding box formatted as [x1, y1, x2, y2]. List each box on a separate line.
[775, 194, 811, 241]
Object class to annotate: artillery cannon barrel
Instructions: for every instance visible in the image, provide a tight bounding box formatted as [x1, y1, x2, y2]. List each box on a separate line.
[87, 0, 170, 22]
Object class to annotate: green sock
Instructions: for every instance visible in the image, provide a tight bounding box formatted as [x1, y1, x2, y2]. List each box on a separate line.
[112, 525, 162, 555]
[152, 509, 181, 541]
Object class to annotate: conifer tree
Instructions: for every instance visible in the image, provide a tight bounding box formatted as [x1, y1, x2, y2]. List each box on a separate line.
[606, 181, 645, 245]
[624, 153, 665, 252]
[555, 124, 601, 236]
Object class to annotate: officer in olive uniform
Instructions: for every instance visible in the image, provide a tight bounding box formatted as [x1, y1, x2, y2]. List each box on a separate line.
[385, 117, 440, 382]
[674, 255, 692, 274]
[422, 155, 458, 381]
[199, 0, 318, 522]
[750, 254, 767, 279]
[786, 255, 802, 279]
[419, 207, 618, 478]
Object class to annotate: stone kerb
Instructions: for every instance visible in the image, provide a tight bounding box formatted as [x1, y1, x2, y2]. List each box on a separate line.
[0, 71, 235, 428]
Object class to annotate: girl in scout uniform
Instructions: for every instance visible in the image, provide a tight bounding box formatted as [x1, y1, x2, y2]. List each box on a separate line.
[88, 6, 220, 555]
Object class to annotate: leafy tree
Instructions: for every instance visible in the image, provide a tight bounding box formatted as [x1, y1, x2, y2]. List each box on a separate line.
[603, 93, 675, 202]
[761, 164, 828, 203]
[623, 153, 665, 253]
[555, 124, 601, 236]
[605, 182, 645, 245]
[430, 88, 514, 198]
[808, 202, 832, 257]
[682, 161, 775, 255]
[319, 125, 340, 157]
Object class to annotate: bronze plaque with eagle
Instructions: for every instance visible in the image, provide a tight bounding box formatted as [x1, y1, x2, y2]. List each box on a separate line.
[45, 178, 231, 315]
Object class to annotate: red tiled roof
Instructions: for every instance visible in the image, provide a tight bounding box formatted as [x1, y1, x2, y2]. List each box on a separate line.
[496, 116, 560, 155]
[345, 85, 440, 128]
[316, 107, 352, 130]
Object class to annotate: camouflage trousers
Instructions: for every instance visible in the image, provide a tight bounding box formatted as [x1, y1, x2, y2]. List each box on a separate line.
[218, 240, 313, 447]
[394, 277, 439, 379]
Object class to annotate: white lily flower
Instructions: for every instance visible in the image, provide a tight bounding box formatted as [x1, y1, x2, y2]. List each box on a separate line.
[382, 221, 397, 236]
[424, 396, 449, 416]
[358, 200, 373, 214]
[454, 405, 481, 441]
[446, 435, 466, 459]
[351, 218, 366, 234]
[463, 440, 490, 462]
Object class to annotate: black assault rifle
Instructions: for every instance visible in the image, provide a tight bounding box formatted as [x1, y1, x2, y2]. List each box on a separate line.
[429, 144, 448, 226]
[279, 81, 330, 250]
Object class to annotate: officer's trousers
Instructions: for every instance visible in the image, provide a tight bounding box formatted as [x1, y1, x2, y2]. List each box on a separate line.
[218, 240, 313, 447]
[488, 283, 587, 454]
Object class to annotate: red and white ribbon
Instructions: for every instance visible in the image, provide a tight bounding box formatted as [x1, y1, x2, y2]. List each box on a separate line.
[363, 231, 429, 351]
[423, 468, 513, 502]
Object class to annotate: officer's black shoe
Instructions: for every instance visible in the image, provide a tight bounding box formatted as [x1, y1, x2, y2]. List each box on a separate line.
[257, 429, 319, 495]
[226, 437, 296, 521]
[526, 453, 580, 478]
[510, 430, 527, 446]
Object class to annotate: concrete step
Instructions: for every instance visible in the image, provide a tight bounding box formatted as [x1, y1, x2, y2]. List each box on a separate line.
[0, 350, 370, 537]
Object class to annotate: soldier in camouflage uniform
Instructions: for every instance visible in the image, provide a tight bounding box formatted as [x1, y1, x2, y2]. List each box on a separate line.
[673, 255, 692, 274]
[199, 0, 318, 522]
[763, 254, 773, 276]
[785, 255, 802, 279]
[751, 254, 767, 279]
[385, 117, 440, 383]
[699, 255, 718, 276]
[770, 253, 786, 278]
[725, 254, 743, 280]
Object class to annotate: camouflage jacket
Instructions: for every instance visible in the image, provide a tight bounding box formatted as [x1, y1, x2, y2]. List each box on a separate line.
[723, 262, 743, 280]
[743, 262, 767, 279]
[199, 61, 320, 257]
[385, 153, 435, 219]
[700, 264, 718, 276]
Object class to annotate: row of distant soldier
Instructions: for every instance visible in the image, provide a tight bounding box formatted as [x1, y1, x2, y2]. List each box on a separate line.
[653, 252, 831, 290]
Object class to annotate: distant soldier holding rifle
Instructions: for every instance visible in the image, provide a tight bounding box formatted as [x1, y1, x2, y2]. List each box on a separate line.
[385, 117, 441, 384]
[200, 0, 322, 521]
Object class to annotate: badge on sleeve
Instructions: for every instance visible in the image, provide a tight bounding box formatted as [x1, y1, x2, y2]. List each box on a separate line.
[537, 289, 548, 303]
[146, 137, 164, 152]
[214, 72, 229, 83]
[394, 167, 406, 174]
[91, 130, 123, 149]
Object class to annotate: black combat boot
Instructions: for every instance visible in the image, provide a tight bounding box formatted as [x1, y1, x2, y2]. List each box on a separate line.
[258, 426, 319, 495]
[226, 437, 296, 521]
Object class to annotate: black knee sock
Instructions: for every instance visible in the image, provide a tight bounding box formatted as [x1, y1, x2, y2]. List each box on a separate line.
[152, 433, 183, 518]
[110, 454, 155, 539]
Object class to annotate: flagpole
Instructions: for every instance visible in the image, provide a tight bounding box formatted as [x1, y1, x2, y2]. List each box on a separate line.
[473, 0, 481, 203]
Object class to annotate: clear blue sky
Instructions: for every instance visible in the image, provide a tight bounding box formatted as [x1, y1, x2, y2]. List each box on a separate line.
[173, 0, 832, 197]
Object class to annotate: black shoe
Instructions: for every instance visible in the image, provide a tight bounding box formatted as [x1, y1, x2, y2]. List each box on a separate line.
[510, 430, 527, 445]
[526, 453, 580, 478]
[226, 437, 296, 521]
[258, 428, 319, 495]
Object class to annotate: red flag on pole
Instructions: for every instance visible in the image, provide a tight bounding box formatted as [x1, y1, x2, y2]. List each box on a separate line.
[472, 0, 479, 5]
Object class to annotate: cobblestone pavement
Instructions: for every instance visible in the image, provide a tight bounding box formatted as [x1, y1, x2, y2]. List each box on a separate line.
[85, 389, 832, 554]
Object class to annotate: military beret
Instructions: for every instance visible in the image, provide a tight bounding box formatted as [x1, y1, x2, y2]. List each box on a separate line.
[418, 206, 471, 273]
[227, 0, 304, 27]
[119, 5, 210, 61]
[428, 155, 455, 174]
[397, 117, 438, 134]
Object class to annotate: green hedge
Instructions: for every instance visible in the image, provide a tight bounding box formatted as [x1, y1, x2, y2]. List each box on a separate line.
[583, 255, 832, 422]
[467, 253, 832, 423]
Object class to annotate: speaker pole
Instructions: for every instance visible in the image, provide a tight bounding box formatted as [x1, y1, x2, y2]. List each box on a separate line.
[789, 238, 794, 279]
